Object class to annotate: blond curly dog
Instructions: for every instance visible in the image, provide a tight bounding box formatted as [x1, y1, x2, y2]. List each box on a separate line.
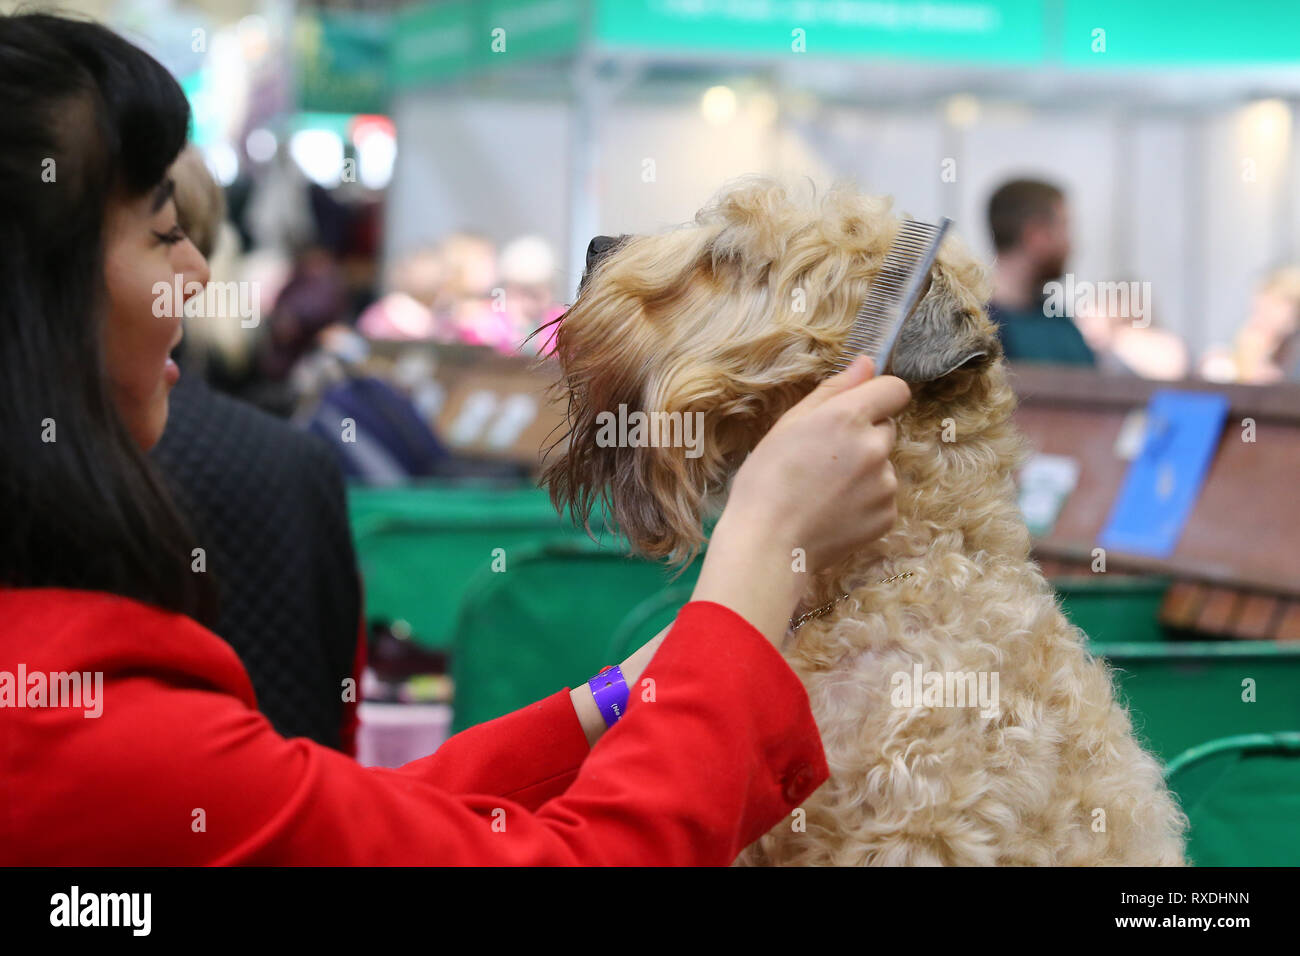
[543, 177, 1188, 866]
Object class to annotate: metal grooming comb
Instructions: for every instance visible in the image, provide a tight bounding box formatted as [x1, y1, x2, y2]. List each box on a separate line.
[830, 216, 952, 377]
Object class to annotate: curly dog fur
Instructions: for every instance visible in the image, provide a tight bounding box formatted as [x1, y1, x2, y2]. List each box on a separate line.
[543, 177, 1188, 865]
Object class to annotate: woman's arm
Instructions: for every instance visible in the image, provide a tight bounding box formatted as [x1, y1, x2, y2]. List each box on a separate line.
[1, 359, 909, 864]
[569, 356, 910, 745]
[400, 686, 592, 811]
[2, 592, 825, 865]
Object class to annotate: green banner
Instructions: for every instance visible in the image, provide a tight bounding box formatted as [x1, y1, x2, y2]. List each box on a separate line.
[492, 0, 582, 64]
[391, 0, 581, 90]
[391, 0, 474, 88]
[335, 0, 1300, 100]
[295, 10, 391, 114]
[1062, 0, 1300, 66]
[594, 0, 1045, 64]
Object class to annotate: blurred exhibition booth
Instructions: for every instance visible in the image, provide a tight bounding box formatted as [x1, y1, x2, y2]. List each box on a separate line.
[17, 0, 1300, 864]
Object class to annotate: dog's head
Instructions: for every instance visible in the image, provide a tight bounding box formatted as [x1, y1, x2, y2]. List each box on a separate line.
[543, 178, 1001, 562]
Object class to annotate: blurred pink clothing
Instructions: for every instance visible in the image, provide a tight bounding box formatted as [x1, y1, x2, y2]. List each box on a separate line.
[457, 302, 567, 357]
[454, 300, 520, 353]
[356, 293, 443, 341]
[357, 294, 565, 357]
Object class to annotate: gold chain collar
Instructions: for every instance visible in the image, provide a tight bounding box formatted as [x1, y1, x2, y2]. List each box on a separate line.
[789, 570, 914, 631]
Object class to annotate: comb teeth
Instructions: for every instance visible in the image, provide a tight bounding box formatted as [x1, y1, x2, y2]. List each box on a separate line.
[830, 217, 952, 376]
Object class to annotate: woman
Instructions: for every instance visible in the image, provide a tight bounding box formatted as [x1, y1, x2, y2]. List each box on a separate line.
[1232, 267, 1300, 383]
[0, 13, 911, 865]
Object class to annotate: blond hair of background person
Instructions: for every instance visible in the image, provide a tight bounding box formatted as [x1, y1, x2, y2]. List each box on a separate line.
[1201, 266, 1300, 383]
[170, 143, 262, 383]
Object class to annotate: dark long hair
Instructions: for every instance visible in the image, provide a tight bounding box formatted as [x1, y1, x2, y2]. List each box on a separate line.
[0, 12, 218, 624]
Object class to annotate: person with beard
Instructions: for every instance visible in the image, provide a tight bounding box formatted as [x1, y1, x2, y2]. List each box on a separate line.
[986, 179, 1096, 366]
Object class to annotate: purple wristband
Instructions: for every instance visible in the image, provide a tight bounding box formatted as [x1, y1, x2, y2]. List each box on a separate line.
[587, 665, 629, 728]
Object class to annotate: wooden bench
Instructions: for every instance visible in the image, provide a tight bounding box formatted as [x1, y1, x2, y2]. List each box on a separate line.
[1009, 365, 1300, 641]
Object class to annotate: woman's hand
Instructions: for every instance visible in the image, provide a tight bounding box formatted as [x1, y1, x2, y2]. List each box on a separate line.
[690, 355, 911, 644]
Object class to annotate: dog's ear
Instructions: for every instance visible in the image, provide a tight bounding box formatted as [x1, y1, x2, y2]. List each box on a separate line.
[545, 353, 783, 565]
[547, 222, 817, 564]
[887, 267, 1001, 384]
[889, 316, 994, 382]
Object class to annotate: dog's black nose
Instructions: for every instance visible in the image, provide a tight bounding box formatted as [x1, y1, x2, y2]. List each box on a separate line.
[585, 234, 628, 271]
[580, 235, 631, 295]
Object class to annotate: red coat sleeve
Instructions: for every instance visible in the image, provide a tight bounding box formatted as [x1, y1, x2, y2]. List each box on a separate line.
[338, 575, 585, 801]
[402, 687, 592, 811]
[1, 591, 828, 865]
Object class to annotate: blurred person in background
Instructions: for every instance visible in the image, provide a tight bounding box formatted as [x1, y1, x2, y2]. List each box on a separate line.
[170, 144, 259, 390]
[171, 145, 226, 266]
[986, 178, 1095, 366]
[1200, 266, 1300, 383]
[499, 234, 567, 356]
[244, 143, 316, 253]
[1074, 278, 1189, 380]
[436, 230, 501, 348]
[322, 166, 385, 321]
[356, 245, 448, 341]
[154, 146, 366, 754]
[359, 232, 562, 356]
[256, 243, 351, 410]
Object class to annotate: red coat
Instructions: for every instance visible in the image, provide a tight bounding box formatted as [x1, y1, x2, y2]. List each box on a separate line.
[0, 588, 828, 865]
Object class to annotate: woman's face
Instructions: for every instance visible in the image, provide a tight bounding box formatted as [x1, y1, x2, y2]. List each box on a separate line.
[102, 177, 209, 449]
